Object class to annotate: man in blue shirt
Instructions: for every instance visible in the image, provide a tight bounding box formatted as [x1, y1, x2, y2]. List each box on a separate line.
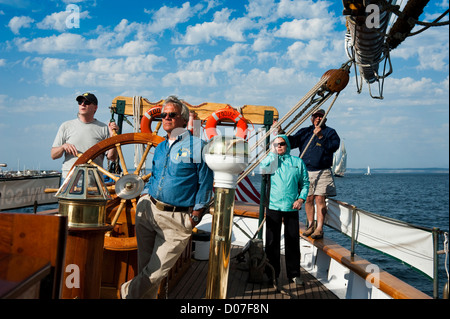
[122, 96, 213, 299]
[288, 109, 340, 239]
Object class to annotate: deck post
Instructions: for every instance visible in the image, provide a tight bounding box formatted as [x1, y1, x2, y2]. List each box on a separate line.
[432, 227, 439, 299]
[350, 205, 357, 257]
[257, 110, 274, 239]
[205, 187, 236, 299]
[204, 136, 248, 298]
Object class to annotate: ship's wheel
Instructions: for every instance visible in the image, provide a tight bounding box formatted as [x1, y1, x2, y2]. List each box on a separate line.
[72, 132, 164, 249]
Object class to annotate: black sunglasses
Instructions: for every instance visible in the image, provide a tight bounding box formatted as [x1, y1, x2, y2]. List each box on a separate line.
[274, 142, 286, 147]
[78, 100, 92, 106]
[160, 112, 179, 119]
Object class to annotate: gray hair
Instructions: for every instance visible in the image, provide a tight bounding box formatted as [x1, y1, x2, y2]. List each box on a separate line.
[162, 95, 190, 124]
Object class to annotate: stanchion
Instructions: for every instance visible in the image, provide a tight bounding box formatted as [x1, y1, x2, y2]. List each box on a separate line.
[204, 136, 248, 299]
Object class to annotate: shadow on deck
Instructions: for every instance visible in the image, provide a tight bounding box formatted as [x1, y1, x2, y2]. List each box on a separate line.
[169, 245, 338, 299]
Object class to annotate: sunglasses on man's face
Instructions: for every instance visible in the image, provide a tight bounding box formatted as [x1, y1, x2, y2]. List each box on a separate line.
[161, 112, 179, 119]
[78, 100, 92, 106]
[274, 142, 286, 147]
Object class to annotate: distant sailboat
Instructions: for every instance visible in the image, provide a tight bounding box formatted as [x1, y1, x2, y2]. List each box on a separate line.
[365, 166, 371, 175]
[332, 141, 347, 177]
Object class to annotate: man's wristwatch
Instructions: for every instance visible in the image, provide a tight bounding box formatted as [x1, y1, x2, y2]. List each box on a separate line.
[190, 214, 200, 223]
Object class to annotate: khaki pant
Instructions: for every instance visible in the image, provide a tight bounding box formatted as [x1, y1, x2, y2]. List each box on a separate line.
[308, 169, 337, 197]
[121, 194, 192, 299]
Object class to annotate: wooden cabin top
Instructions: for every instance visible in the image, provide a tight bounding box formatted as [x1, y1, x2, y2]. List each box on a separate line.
[111, 96, 279, 125]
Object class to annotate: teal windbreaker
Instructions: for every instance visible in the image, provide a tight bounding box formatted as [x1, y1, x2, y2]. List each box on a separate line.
[260, 135, 310, 212]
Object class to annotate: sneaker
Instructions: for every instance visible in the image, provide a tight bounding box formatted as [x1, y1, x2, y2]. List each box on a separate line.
[303, 225, 315, 237]
[290, 276, 304, 285]
[311, 229, 324, 239]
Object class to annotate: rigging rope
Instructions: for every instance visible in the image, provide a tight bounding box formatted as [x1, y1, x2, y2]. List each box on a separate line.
[133, 96, 146, 174]
[236, 64, 350, 184]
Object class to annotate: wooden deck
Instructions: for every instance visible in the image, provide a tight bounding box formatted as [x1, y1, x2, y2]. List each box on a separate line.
[169, 245, 337, 299]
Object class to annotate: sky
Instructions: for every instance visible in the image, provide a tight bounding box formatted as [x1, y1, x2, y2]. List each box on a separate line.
[0, 0, 448, 172]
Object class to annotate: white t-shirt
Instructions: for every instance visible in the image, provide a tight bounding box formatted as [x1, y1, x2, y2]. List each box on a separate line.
[52, 117, 109, 178]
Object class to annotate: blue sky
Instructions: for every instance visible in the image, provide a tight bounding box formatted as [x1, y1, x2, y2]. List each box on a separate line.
[0, 0, 448, 171]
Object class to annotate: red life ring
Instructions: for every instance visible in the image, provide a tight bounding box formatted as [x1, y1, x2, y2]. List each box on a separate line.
[140, 106, 162, 133]
[204, 106, 248, 140]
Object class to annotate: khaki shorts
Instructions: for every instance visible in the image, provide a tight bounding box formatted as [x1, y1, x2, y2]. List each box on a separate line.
[308, 169, 336, 197]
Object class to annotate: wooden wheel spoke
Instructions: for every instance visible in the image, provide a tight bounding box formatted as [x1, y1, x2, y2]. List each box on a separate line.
[142, 172, 152, 182]
[72, 133, 165, 227]
[77, 155, 119, 182]
[111, 199, 127, 226]
[134, 142, 153, 176]
[115, 143, 129, 175]
[131, 198, 137, 212]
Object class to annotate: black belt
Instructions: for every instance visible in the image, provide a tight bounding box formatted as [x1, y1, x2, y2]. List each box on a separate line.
[149, 196, 190, 212]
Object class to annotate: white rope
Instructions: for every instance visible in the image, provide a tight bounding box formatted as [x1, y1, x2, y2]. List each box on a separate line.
[133, 96, 145, 173]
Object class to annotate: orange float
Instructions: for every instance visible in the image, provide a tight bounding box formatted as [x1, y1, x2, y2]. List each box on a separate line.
[204, 105, 248, 140]
[140, 106, 162, 133]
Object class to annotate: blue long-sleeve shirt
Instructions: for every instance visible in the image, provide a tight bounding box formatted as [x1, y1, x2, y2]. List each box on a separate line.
[145, 130, 214, 210]
[288, 125, 340, 171]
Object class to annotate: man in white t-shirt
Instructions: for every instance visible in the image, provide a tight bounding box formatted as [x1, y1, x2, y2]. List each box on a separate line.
[51, 92, 118, 178]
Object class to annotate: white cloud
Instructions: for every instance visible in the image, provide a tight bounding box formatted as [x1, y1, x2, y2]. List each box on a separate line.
[36, 9, 89, 32]
[0, 93, 71, 113]
[115, 40, 156, 56]
[162, 70, 218, 87]
[246, 0, 277, 18]
[252, 29, 275, 52]
[15, 33, 84, 54]
[147, 2, 202, 34]
[41, 58, 68, 85]
[8, 16, 34, 34]
[391, 28, 449, 71]
[285, 38, 342, 68]
[40, 55, 166, 88]
[0, 59, 5, 67]
[174, 46, 200, 59]
[14, 24, 140, 57]
[163, 43, 250, 87]
[176, 8, 254, 44]
[383, 76, 440, 99]
[277, 0, 333, 19]
[275, 18, 335, 40]
[222, 66, 318, 107]
[13, 18, 153, 57]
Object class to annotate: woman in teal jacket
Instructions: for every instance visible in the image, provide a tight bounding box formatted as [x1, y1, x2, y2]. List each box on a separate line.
[260, 134, 309, 284]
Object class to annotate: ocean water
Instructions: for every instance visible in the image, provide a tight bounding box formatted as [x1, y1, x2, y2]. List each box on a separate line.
[252, 171, 449, 298]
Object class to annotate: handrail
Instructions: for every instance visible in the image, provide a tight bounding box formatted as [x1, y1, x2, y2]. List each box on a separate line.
[299, 222, 432, 299]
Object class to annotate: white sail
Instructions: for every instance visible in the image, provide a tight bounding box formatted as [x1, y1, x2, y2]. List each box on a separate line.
[332, 141, 347, 177]
[365, 165, 371, 175]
